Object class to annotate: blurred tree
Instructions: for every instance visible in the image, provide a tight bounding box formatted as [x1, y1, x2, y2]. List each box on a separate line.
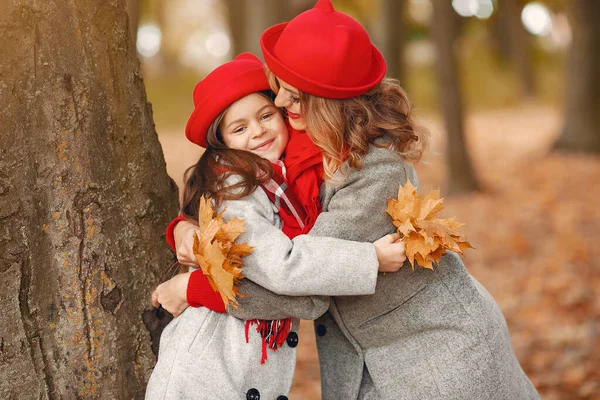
[555, 0, 600, 152]
[492, 0, 535, 98]
[430, 0, 480, 194]
[243, 0, 289, 57]
[226, 0, 317, 58]
[225, 0, 248, 57]
[285, 0, 315, 20]
[376, 0, 405, 82]
[0, 0, 178, 398]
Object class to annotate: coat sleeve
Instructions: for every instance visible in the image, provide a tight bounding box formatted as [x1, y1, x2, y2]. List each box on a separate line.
[219, 187, 379, 296]
[309, 146, 419, 242]
[227, 279, 330, 321]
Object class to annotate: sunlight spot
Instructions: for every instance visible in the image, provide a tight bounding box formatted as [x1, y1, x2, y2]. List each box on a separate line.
[521, 2, 553, 36]
[137, 24, 162, 58]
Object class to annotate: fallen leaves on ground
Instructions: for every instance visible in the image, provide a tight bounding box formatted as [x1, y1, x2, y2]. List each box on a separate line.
[192, 196, 253, 308]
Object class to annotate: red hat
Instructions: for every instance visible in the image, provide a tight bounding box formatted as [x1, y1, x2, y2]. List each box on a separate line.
[185, 53, 270, 147]
[260, 0, 386, 99]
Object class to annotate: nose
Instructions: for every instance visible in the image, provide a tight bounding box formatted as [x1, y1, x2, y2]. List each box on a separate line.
[250, 120, 268, 138]
[274, 89, 289, 108]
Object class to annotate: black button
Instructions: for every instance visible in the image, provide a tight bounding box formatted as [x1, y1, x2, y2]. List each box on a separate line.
[277, 396, 289, 400]
[316, 324, 327, 336]
[286, 331, 299, 348]
[246, 388, 260, 400]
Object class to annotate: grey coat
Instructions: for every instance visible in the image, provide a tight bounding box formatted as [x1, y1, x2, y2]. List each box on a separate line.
[234, 144, 540, 400]
[145, 182, 383, 399]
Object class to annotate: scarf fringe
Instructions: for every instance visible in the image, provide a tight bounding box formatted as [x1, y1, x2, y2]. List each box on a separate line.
[244, 318, 293, 364]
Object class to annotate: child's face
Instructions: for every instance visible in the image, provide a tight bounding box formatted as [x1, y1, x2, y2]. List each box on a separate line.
[274, 78, 307, 132]
[220, 93, 289, 162]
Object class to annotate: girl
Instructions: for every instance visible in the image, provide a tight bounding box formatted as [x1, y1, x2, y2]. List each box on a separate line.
[146, 53, 406, 400]
[165, 1, 541, 399]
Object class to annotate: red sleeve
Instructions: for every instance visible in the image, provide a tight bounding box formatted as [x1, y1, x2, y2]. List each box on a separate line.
[187, 270, 226, 313]
[165, 215, 187, 251]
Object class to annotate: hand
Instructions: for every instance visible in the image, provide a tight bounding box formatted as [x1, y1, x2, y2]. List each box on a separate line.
[174, 220, 200, 266]
[374, 233, 406, 273]
[151, 272, 192, 317]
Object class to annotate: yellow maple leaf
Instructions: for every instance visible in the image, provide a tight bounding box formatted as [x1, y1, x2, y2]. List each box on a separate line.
[192, 196, 253, 308]
[215, 217, 246, 243]
[386, 183, 472, 270]
[199, 197, 215, 230]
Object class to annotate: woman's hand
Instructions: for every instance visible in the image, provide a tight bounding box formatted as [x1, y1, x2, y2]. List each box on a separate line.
[151, 272, 192, 317]
[374, 233, 406, 272]
[174, 220, 200, 266]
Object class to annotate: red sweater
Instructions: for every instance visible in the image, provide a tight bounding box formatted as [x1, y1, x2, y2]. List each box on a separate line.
[166, 124, 323, 311]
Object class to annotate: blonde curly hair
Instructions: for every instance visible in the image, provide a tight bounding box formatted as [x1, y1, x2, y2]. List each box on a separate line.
[266, 66, 429, 181]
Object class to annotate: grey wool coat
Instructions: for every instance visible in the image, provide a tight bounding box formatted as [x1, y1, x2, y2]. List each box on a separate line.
[232, 144, 541, 400]
[145, 180, 384, 399]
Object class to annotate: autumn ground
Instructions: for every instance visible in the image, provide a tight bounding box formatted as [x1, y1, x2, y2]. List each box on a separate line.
[157, 104, 599, 400]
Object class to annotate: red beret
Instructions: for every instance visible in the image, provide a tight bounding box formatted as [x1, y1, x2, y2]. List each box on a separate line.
[260, 0, 386, 99]
[185, 53, 270, 147]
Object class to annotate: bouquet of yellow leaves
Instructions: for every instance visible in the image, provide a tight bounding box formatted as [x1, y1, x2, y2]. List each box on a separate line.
[386, 181, 473, 270]
[192, 196, 254, 308]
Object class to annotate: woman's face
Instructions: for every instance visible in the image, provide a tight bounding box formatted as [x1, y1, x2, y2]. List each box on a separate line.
[274, 78, 307, 132]
[220, 93, 289, 162]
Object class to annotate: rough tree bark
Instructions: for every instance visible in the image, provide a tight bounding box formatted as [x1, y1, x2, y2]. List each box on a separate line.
[554, 0, 600, 153]
[376, 0, 405, 83]
[127, 0, 140, 48]
[430, 0, 481, 194]
[0, 1, 179, 398]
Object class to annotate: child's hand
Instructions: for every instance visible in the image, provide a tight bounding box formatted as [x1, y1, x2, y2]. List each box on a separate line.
[152, 272, 192, 317]
[374, 233, 406, 272]
[174, 220, 200, 266]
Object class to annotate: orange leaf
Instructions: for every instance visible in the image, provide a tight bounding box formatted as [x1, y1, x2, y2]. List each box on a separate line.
[191, 196, 254, 308]
[386, 183, 472, 270]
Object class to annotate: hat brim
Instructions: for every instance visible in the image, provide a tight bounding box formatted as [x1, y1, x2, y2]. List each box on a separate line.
[185, 70, 271, 148]
[260, 22, 386, 99]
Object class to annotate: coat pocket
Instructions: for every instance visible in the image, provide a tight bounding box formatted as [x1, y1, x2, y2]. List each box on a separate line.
[337, 265, 432, 328]
[357, 282, 427, 328]
[187, 309, 221, 357]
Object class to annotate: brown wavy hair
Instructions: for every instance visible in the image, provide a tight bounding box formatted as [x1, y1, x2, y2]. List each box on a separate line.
[266, 67, 429, 181]
[180, 92, 275, 221]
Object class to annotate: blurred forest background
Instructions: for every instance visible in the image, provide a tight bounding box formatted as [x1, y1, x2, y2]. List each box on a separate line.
[134, 0, 599, 399]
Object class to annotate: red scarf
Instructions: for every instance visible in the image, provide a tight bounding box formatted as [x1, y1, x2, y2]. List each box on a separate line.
[283, 122, 323, 233]
[245, 123, 324, 364]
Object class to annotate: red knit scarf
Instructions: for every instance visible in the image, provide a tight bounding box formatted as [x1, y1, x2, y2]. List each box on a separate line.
[244, 124, 323, 364]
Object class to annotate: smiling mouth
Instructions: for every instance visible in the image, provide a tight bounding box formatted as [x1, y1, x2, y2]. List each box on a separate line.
[287, 110, 301, 120]
[252, 138, 275, 151]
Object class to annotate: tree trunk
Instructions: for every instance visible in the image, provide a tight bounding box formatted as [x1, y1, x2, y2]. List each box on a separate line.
[245, 0, 289, 57]
[504, 0, 535, 98]
[554, 0, 600, 152]
[376, 0, 405, 83]
[285, 0, 314, 20]
[0, 1, 179, 398]
[430, 0, 481, 194]
[490, 9, 512, 61]
[127, 0, 140, 49]
[225, 0, 248, 56]
[226, 0, 313, 58]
